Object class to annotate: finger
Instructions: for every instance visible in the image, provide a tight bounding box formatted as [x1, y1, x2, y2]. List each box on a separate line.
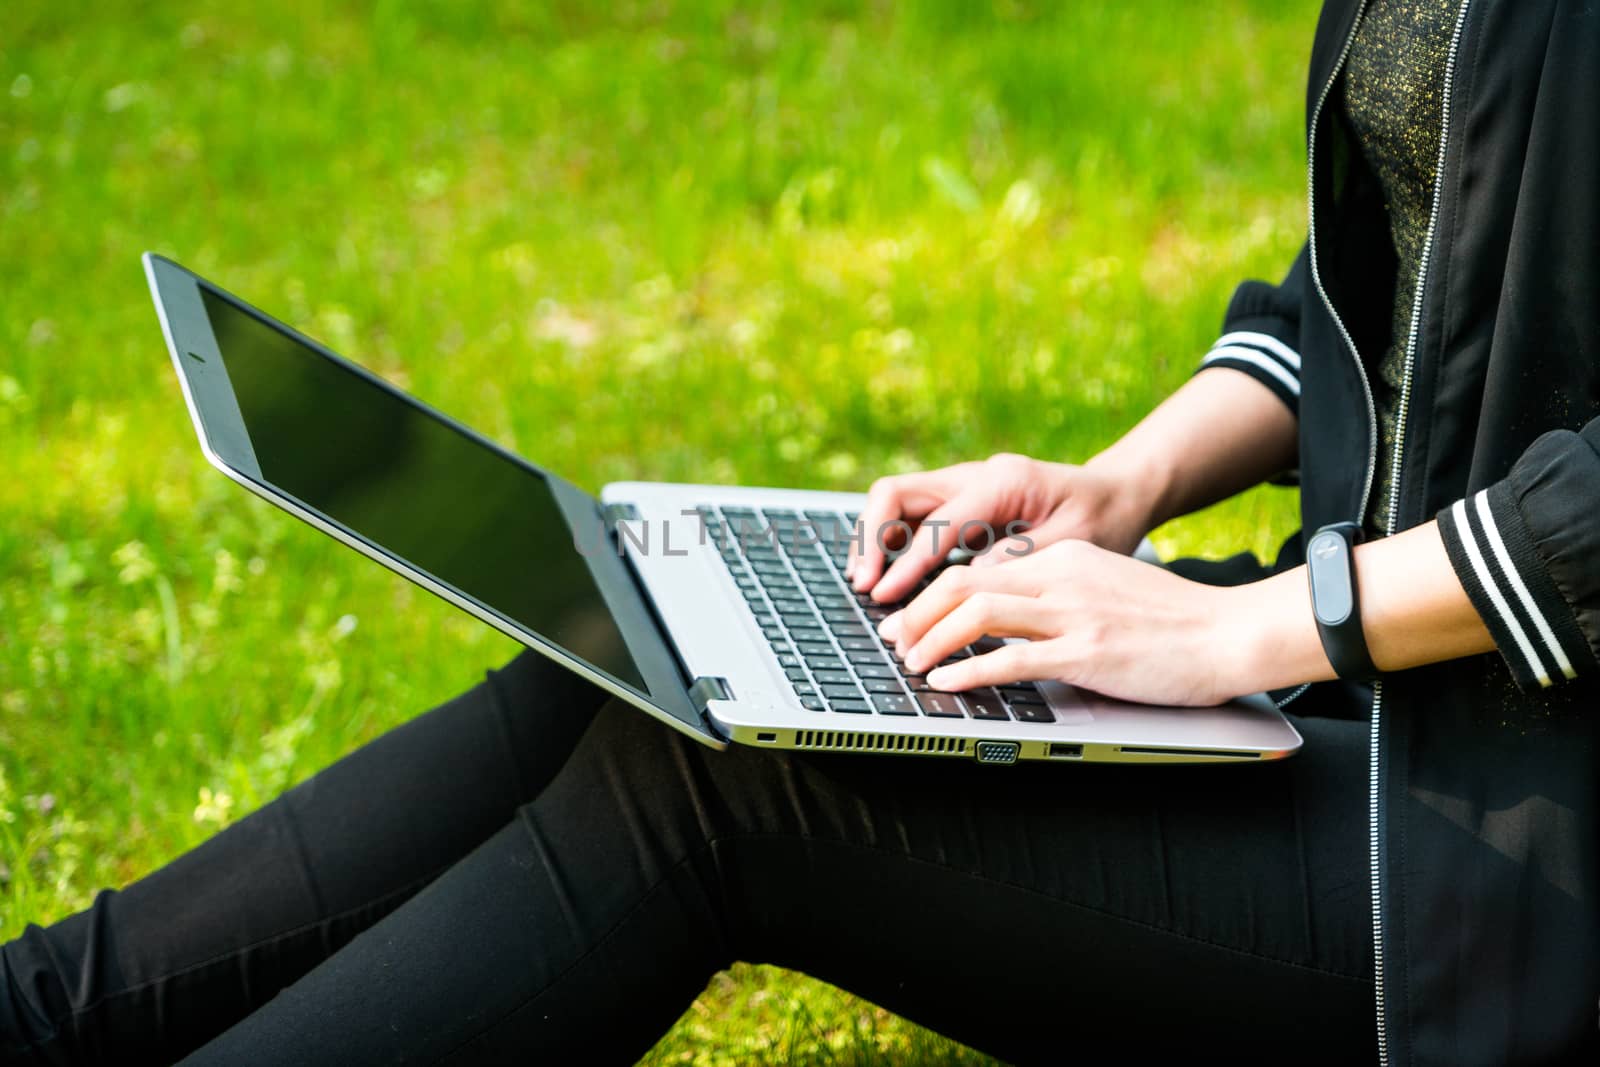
[846, 470, 958, 589]
[892, 559, 1048, 651]
[869, 491, 1004, 603]
[926, 640, 1064, 692]
[876, 608, 905, 644]
[901, 592, 1058, 675]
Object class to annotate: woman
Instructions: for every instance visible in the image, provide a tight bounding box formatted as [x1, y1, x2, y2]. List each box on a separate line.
[4, 0, 1597, 1063]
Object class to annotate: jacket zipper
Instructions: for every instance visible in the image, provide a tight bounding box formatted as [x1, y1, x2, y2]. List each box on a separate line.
[1304, 1, 1473, 1061]
[1364, 6, 1470, 1060]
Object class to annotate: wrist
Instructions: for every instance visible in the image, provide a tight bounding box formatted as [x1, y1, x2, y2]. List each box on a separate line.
[1215, 570, 1338, 697]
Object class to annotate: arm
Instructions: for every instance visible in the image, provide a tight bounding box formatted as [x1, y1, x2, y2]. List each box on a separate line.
[1079, 364, 1296, 545]
[877, 519, 1496, 707]
[1224, 520, 1494, 696]
[882, 421, 1600, 706]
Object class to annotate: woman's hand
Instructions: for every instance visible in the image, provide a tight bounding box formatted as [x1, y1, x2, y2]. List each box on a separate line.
[876, 539, 1257, 706]
[845, 452, 1157, 604]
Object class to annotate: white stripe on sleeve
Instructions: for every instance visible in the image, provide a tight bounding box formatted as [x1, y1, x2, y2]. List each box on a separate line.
[1451, 498, 1550, 687]
[1472, 489, 1576, 680]
[1214, 330, 1302, 370]
[1201, 346, 1301, 396]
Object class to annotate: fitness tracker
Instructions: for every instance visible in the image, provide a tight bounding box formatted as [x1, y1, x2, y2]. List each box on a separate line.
[1307, 522, 1378, 681]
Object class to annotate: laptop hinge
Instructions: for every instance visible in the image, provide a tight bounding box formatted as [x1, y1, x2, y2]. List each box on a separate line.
[601, 501, 640, 533]
[688, 675, 733, 710]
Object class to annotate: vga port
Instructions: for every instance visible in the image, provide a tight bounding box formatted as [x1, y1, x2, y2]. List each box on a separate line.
[975, 741, 1020, 764]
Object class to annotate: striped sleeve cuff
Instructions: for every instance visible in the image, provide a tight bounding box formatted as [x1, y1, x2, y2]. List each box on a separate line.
[1194, 330, 1301, 412]
[1436, 484, 1596, 691]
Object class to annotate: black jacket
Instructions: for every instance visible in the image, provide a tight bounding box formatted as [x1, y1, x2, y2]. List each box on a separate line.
[1187, 0, 1600, 1062]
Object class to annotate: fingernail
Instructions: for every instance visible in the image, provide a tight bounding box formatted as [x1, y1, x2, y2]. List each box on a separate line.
[925, 666, 949, 689]
[902, 643, 922, 672]
[877, 611, 902, 641]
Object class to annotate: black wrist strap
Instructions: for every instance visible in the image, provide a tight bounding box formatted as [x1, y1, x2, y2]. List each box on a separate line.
[1307, 522, 1378, 682]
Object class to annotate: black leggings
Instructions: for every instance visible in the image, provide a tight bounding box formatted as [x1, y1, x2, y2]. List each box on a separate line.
[0, 649, 1377, 1065]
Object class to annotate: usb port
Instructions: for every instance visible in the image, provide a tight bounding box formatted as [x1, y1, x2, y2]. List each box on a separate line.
[756, 732, 778, 743]
[1048, 743, 1083, 759]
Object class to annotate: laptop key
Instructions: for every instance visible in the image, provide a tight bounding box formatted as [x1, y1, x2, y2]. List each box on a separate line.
[776, 653, 802, 669]
[872, 693, 917, 715]
[804, 655, 846, 674]
[800, 696, 826, 712]
[820, 683, 863, 702]
[860, 677, 906, 695]
[812, 669, 853, 686]
[854, 663, 899, 680]
[784, 667, 810, 682]
[902, 674, 934, 692]
[963, 690, 1010, 720]
[1009, 702, 1055, 723]
[831, 699, 872, 714]
[916, 693, 966, 718]
[836, 637, 879, 653]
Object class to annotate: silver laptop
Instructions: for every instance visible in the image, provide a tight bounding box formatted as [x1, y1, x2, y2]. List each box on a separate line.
[144, 254, 1302, 765]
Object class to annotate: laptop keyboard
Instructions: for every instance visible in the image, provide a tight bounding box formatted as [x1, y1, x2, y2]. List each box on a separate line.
[699, 505, 1053, 722]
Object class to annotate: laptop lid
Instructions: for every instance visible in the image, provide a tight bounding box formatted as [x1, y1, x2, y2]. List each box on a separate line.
[143, 253, 724, 749]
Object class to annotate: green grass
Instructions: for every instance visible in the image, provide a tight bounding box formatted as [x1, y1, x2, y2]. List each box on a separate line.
[1, 1, 1317, 1061]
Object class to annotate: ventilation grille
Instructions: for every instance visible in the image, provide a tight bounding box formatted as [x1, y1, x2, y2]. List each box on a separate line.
[794, 730, 968, 755]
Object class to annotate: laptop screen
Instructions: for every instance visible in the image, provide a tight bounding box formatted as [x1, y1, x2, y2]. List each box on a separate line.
[198, 285, 647, 691]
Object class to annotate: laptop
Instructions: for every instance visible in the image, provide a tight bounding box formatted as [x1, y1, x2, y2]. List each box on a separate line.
[144, 254, 1302, 765]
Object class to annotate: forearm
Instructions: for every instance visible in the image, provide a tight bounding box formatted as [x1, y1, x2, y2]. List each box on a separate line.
[1224, 519, 1495, 695]
[1085, 367, 1297, 535]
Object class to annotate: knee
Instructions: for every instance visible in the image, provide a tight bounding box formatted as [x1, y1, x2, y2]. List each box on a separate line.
[0, 910, 100, 1065]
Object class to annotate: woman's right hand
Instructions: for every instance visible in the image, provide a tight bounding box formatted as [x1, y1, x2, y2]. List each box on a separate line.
[845, 451, 1155, 604]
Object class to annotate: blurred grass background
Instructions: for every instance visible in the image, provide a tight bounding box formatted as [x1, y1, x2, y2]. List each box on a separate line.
[1, 1, 1317, 1062]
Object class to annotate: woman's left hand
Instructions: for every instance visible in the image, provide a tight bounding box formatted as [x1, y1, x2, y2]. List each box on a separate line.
[877, 539, 1257, 707]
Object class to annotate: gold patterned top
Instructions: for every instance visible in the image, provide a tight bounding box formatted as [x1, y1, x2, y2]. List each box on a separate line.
[1342, 0, 1462, 537]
